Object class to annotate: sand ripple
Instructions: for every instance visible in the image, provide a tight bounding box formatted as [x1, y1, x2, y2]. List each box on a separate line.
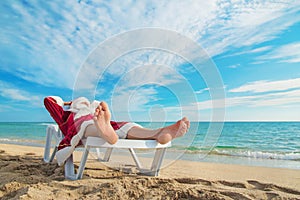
[0, 150, 299, 200]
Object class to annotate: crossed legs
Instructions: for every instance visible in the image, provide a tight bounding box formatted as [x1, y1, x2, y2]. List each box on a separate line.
[85, 102, 190, 144]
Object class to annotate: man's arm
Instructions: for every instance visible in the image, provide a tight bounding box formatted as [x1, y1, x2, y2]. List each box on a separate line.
[64, 101, 72, 106]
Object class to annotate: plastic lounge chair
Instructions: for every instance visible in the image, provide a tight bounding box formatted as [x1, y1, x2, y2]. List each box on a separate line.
[43, 124, 63, 163]
[44, 124, 171, 180]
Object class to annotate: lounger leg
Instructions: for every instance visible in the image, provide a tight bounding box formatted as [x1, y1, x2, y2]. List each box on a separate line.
[103, 148, 113, 162]
[65, 155, 76, 180]
[44, 126, 54, 163]
[44, 125, 62, 163]
[49, 146, 58, 162]
[150, 148, 167, 176]
[129, 148, 142, 170]
[96, 148, 101, 160]
[76, 147, 90, 180]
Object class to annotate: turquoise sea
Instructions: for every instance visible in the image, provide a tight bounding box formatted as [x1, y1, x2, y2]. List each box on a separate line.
[0, 122, 299, 169]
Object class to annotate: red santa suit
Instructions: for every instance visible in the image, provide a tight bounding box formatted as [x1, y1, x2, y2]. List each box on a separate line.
[44, 96, 140, 165]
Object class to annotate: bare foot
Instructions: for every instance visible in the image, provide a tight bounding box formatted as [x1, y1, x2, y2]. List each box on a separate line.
[157, 117, 190, 144]
[93, 102, 118, 144]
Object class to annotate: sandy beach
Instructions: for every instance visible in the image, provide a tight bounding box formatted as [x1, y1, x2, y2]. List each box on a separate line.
[0, 144, 299, 200]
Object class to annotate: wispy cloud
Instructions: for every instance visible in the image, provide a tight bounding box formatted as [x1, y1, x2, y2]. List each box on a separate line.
[119, 64, 183, 88]
[202, 1, 300, 56]
[1, 1, 299, 90]
[159, 85, 300, 121]
[108, 64, 184, 113]
[221, 46, 273, 59]
[227, 64, 240, 69]
[187, 78, 300, 113]
[111, 87, 158, 113]
[195, 88, 210, 94]
[193, 88, 300, 110]
[231, 89, 300, 107]
[229, 78, 300, 93]
[0, 88, 32, 101]
[1, 1, 300, 122]
[249, 46, 273, 54]
[0, 81, 41, 107]
[257, 42, 300, 63]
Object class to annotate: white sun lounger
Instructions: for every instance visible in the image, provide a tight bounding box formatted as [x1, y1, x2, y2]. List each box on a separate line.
[44, 124, 171, 180]
[43, 124, 63, 163]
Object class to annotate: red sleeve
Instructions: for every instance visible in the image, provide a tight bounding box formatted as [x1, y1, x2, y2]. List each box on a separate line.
[44, 97, 66, 125]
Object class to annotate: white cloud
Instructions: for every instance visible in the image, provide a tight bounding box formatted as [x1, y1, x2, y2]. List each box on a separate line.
[1, 0, 300, 122]
[257, 42, 300, 63]
[228, 89, 300, 107]
[0, 89, 32, 101]
[192, 88, 300, 111]
[179, 77, 300, 119]
[195, 88, 210, 94]
[177, 78, 300, 120]
[1, 0, 299, 90]
[229, 78, 300, 93]
[119, 64, 183, 88]
[218, 45, 273, 59]
[108, 64, 184, 114]
[0, 81, 41, 106]
[249, 46, 273, 54]
[227, 64, 240, 69]
[153, 87, 300, 121]
[111, 87, 158, 113]
[202, 1, 300, 56]
[253, 89, 300, 107]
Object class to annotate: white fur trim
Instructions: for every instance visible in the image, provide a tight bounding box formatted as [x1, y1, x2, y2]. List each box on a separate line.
[49, 96, 64, 107]
[68, 97, 100, 120]
[56, 147, 72, 166]
[116, 122, 142, 139]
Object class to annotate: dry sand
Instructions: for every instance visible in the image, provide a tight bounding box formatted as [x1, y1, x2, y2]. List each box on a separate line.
[0, 144, 299, 200]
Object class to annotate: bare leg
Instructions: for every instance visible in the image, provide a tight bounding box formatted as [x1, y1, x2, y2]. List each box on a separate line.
[127, 117, 190, 144]
[90, 102, 118, 144]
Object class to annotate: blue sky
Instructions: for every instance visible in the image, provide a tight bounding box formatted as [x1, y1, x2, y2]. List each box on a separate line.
[0, 0, 300, 122]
